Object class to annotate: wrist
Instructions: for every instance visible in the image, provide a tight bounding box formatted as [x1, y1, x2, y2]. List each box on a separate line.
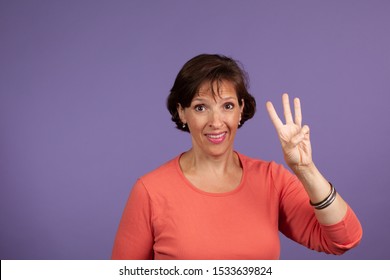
[290, 161, 317, 177]
[291, 162, 329, 193]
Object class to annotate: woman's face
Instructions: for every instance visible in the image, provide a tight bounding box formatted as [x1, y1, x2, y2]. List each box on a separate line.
[178, 80, 244, 158]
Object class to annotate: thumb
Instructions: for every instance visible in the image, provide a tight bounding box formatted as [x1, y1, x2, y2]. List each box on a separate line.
[290, 125, 310, 146]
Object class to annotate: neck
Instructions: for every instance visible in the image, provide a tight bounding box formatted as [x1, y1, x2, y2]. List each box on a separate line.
[181, 148, 240, 175]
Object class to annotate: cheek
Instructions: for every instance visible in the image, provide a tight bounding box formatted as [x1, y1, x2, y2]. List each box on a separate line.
[229, 111, 241, 123]
[187, 115, 206, 130]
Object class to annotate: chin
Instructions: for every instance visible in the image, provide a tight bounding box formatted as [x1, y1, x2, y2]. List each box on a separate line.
[204, 145, 233, 157]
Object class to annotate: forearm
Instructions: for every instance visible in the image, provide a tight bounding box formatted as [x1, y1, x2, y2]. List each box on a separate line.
[291, 162, 348, 225]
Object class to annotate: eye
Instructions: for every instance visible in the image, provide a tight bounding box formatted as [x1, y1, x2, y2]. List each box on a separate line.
[224, 102, 235, 110]
[194, 104, 206, 112]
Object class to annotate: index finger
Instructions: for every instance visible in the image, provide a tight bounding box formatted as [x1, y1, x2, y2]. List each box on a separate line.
[266, 101, 283, 130]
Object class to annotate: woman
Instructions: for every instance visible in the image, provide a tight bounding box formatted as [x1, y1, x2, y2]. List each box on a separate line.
[112, 54, 362, 259]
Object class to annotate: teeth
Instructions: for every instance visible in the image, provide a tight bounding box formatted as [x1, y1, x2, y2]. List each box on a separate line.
[207, 133, 225, 139]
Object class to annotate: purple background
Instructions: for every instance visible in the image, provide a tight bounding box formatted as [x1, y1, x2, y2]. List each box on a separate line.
[1, 0, 389, 260]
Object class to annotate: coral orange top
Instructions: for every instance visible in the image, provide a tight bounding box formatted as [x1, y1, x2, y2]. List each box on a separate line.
[112, 153, 362, 259]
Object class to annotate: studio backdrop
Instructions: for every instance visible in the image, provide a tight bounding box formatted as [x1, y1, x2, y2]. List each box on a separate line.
[1, 0, 389, 259]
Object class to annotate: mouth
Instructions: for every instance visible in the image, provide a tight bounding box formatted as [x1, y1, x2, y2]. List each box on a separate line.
[205, 132, 227, 144]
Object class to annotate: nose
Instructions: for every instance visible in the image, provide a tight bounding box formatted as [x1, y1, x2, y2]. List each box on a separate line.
[209, 110, 223, 129]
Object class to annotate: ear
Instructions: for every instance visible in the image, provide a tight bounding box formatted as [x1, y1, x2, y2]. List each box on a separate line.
[240, 99, 245, 119]
[177, 103, 186, 124]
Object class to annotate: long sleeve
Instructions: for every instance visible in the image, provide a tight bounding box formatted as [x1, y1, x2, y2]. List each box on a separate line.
[111, 154, 362, 259]
[111, 179, 154, 260]
[272, 162, 363, 255]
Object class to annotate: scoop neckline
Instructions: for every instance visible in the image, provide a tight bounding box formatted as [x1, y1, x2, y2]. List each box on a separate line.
[174, 151, 246, 197]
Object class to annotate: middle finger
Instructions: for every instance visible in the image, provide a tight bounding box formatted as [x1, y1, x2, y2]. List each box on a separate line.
[282, 93, 293, 124]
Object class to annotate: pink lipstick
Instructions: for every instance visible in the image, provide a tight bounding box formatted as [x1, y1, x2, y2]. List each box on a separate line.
[206, 132, 227, 144]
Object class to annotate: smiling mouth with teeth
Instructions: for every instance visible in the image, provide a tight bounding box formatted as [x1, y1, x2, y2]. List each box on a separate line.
[206, 132, 227, 143]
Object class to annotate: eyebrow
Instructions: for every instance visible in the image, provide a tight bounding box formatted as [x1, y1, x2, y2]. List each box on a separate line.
[192, 96, 237, 102]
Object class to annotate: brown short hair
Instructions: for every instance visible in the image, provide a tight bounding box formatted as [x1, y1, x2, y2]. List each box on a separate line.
[167, 54, 256, 132]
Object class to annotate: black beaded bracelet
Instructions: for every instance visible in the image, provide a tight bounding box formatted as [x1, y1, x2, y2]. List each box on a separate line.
[310, 183, 337, 210]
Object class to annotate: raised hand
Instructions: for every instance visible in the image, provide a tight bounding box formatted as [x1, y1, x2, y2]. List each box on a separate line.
[266, 93, 312, 169]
